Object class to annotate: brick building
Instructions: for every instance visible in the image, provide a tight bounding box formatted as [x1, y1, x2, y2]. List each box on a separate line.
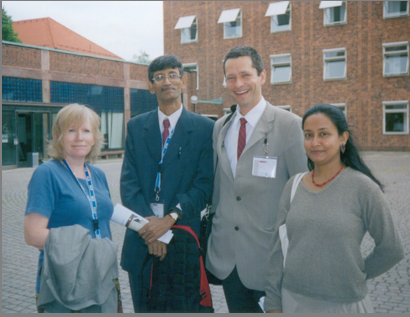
[164, 1, 410, 151]
[2, 41, 164, 168]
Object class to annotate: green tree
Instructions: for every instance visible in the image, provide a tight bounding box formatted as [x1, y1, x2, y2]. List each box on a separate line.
[2, 7, 22, 43]
[132, 50, 150, 64]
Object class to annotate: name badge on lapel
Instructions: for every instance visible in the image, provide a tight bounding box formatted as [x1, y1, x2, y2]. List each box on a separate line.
[252, 156, 277, 178]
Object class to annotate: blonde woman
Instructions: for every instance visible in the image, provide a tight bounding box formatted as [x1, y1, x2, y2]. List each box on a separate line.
[24, 104, 119, 312]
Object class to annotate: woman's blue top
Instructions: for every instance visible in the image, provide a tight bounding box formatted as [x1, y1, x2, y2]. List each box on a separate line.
[25, 159, 114, 292]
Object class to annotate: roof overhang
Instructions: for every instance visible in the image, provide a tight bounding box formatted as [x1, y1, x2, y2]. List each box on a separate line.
[174, 15, 196, 29]
[265, 1, 290, 17]
[218, 8, 241, 23]
[319, 1, 343, 9]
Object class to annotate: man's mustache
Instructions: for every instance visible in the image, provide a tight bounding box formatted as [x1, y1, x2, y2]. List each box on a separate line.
[161, 85, 175, 91]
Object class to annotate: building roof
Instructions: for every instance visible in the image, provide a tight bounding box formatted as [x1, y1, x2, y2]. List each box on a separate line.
[13, 17, 122, 60]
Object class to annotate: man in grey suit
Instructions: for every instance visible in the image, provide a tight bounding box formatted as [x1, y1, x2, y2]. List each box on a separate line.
[206, 46, 307, 312]
[120, 55, 214, 312]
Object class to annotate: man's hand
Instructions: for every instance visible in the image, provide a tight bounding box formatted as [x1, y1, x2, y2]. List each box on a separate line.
[147, 240, 167, 261]
[139, 216, 174, 244]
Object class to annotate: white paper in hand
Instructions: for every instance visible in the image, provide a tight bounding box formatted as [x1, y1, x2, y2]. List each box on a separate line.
[111, 203, 173, 244]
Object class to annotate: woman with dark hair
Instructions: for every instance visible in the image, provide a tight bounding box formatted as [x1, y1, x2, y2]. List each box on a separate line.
[264, 104, 404, 313]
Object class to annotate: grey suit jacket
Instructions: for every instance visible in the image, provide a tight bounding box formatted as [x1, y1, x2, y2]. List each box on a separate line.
[206, 101, 308, 291]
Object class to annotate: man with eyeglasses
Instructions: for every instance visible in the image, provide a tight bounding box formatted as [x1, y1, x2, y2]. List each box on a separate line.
[120, 54, 214, 312]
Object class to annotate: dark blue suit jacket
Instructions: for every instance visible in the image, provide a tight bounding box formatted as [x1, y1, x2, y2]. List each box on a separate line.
[120, 107, 214, 273]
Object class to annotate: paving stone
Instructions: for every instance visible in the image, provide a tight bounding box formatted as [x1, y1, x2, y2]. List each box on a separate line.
[2, 152, 410, 313]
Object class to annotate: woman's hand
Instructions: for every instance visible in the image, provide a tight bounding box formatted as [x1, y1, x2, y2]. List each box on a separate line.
[24, 213, 50, 249]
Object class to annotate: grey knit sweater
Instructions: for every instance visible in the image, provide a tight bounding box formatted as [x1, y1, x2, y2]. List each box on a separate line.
[264, 167, 404, 312]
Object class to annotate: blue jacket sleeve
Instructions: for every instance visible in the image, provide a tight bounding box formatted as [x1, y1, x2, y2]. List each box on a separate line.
[120, 121, 153, 217]
[176, 119, 214, 218]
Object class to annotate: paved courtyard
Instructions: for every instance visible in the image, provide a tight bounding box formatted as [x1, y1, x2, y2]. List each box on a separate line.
[2, 151, 409, 313]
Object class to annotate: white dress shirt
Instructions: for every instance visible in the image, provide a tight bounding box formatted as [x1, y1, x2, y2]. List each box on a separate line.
[224, 97, 267, 177]
[157, 104, 184, 212]
[158, 104, 183, 137]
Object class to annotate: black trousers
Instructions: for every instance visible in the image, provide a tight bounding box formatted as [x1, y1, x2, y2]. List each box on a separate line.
[222, 266, 265, 313]
[128, 261, 152, 313]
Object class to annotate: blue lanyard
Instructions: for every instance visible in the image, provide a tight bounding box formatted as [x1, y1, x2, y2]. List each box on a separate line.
[154, 128, 174, 201]
[62, 159, 101, 239]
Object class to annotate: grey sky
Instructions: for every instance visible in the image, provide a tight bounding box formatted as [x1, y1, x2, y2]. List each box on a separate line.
[2, 1, 164, 61]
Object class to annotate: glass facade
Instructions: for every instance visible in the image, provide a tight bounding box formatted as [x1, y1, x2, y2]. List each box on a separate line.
[50, 81, 125, 150]
[50, 81, 124, 111]
[2, 77, 42, 102]
[130, 89, 159, 117]
[2, 110, 17, 166]
[2, 105, 54, 168]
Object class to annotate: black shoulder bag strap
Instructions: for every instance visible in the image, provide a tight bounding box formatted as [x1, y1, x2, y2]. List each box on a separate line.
[204, 104, 236, 217]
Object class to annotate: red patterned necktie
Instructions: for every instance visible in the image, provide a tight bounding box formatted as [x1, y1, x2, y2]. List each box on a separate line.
[237, 118, 247, 160]
[162, 118, 170, 147]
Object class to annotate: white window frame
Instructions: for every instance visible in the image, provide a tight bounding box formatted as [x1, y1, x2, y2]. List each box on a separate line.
[176, 16, 198, 44]
[382, 100, 409, 135]
[275, 105, 292, 112]
[331, 103, 347, 117]
[183, 63, 199, 90]
[383, 1, 409, 19]
[203, 114, 219, 121]
[218, 8, 242, 39]
[383, 41, 409, 77]
[265, 1, 291, 33]
[223, 107, 232, 115]
[320, 1, 347, 26]
[270, 54, 292, 84]
[323, 48, 347, 81]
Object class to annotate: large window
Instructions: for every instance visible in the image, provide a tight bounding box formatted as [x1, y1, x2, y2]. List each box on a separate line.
[174, 15, 197, 44]
[383, 101, 409, 134]
[265, 1, 291, 33]
[383, 1, 409, 18]
[100, 112, 124, 149]
[383, 42, 409, 77]
[2, 77, 42, 102]
[218, 8, 242, 39]
[270, 54, 292, 84]
[320, 1, 347, 26]
[183, 63, 199, 90]
[323, 48, 347, 80]
[50, 82, 124, 149]
[130, 89, 159, 117]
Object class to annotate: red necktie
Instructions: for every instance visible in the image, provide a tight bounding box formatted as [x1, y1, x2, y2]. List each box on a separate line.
[237, 118, 247, 160]
[162, 118, 170, 147]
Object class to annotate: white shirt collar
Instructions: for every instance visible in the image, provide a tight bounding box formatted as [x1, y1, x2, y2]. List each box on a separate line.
[232, 96, 266, 129]
[158, 104, 183, 132]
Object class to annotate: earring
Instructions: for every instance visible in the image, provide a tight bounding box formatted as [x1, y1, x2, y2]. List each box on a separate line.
[340, 143, 346, 154]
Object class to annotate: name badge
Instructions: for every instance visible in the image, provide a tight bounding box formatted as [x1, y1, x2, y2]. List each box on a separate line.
[252, 156, 277, 178]
[150, 202, 164, 218]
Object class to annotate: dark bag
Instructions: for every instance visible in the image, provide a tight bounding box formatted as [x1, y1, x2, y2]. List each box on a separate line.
[200, 205, 222, 285]
[142, 225, 214, 313]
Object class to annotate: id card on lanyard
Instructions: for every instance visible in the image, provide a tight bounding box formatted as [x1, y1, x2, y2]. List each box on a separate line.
[153, 128, 174, 218]
[62, 159, 101, 238]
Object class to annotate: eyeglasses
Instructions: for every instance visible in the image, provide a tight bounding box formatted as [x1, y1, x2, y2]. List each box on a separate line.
[152, 73, 182, 84]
